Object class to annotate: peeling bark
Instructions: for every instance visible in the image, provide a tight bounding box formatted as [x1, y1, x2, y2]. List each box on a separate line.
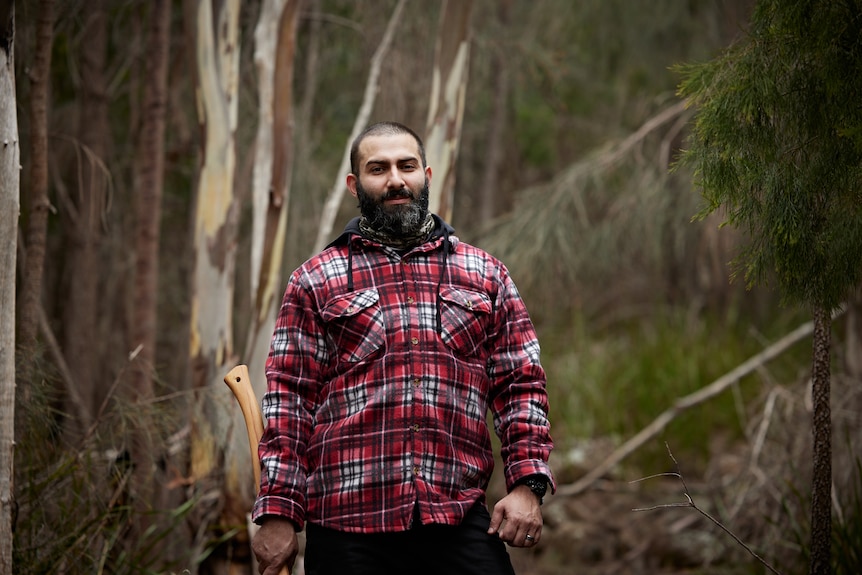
[425, 0, 473, 222]
[187, 0, 243, 554]
[245, 0, 300, 393]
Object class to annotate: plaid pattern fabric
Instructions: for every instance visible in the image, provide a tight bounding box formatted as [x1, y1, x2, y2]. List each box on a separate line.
[253, 221, 554, 533]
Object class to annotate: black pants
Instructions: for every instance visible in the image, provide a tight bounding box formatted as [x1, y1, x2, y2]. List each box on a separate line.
[304, 504, 516, 575]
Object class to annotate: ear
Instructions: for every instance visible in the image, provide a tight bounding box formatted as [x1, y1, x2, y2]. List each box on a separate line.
[346, 173, 359, 198]
[424, 165, 432, 185]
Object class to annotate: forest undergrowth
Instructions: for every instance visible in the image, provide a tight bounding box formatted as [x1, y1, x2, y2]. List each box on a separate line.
[498, 302, 862, 574]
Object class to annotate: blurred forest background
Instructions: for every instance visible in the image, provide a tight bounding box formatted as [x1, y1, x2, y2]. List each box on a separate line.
[3, 0, 862, 574]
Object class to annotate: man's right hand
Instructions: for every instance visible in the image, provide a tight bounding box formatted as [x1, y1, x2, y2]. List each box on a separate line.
[252, 516, 299, 575]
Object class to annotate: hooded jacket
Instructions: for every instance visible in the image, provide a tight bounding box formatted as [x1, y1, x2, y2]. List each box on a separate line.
[253, 215, 554, 533]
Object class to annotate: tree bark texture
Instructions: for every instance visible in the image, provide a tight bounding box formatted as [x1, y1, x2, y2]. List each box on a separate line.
[424, 0, 473, 223]
[809, 304, 832, 575]
[128, 0, 171, 542]
[0, 3, 18, 572]
[132, 0, 171, 404]
[18, 0, 54, 390]
[188, 0, 241, 519]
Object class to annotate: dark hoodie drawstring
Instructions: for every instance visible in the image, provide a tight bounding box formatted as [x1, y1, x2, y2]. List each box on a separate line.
[336, 217, 453, 333]
[435, 228, 450, 334]
[347, 238, 355, 292]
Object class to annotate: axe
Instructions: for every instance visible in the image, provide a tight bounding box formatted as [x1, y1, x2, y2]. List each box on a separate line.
[223, 364, 290, 575]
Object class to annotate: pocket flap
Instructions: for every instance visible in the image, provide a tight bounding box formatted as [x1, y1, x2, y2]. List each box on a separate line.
[321, 289, 380, 321]
[438, 286, 492, 314]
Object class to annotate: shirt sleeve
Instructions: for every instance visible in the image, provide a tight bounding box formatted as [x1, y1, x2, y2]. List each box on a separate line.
[252, 269, 328, 529]
[486, 265, 557, 494]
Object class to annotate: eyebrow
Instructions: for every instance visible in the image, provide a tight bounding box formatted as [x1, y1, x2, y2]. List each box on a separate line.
[365, 155, 419, 168]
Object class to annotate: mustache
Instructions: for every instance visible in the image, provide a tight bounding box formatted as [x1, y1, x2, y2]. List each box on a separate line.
[382, 187, 414, 201]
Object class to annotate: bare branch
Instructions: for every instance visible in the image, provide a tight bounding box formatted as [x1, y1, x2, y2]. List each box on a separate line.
[632, 443, 784, 575]
[557, 319, 820, 496]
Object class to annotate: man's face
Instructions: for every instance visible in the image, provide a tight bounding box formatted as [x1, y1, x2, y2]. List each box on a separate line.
[347, 133, 432, 236]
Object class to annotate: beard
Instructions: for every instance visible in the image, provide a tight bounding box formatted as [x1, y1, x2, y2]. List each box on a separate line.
[355, 178, 430, 237]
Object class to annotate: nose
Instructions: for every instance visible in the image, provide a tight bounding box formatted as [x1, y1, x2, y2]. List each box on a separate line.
[386, 166, 406, 189]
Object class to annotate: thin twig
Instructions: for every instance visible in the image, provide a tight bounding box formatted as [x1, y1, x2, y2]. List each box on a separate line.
[632, 443, 784, 575]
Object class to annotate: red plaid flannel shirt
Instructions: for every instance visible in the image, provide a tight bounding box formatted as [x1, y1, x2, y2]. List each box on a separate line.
[253, 217, 554, 533]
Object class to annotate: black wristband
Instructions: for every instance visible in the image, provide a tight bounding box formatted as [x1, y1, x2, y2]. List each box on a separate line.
[517, 474, 548, 505]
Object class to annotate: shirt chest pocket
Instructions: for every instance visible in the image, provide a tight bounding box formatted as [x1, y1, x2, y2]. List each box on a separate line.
[438, 286, 493, 358]
[321, 289, 385, 363]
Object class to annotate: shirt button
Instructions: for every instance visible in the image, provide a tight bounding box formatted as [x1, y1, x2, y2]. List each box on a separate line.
[413, 466, 421, 476]
[407, 296, 415, 304]
[466, 301, 473, 309]
[412, 378, 421, 387]
[411, 337, 419, 345]
[411, 423, 420, 432]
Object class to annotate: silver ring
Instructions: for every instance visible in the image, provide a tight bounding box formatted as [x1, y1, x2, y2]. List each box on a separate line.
[525, 534, 535, 542]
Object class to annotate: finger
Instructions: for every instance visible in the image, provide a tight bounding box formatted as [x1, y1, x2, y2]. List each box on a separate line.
[524, 527, 542, 546]
[487, 503, 505, 535]
[511, 522, 541, 547]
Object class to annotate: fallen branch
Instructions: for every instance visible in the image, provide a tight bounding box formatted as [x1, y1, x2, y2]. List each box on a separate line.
[556, 319, 817, 497]
[631, 443, 783, 575]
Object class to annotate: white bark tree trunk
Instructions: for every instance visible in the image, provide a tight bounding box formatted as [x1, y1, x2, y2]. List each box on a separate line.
[425, 0, 473, 222]
[242, 0, 301, 503]
[188, 0, 242, 534]
[0, 3, 18, 572]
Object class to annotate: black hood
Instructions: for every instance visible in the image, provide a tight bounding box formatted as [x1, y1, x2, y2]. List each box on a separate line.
[326, 213, 455, 249]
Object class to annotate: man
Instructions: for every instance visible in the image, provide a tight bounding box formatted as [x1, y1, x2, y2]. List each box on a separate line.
[252, 121, 555, 575]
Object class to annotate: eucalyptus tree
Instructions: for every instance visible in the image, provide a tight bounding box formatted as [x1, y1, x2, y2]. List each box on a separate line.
[676, 2, 862, 573]
[0, 2, 17, 571]
[424, 0, 473, 222]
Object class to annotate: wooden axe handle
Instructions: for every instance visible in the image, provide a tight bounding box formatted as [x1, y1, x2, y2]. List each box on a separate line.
[224, 365, 291, 575]
[224, 364, 266, 492]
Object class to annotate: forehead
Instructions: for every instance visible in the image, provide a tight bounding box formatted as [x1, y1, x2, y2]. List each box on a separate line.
[357, 133, 421, 166]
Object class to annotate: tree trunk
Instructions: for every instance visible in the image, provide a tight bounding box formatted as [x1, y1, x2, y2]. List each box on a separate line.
[0, 3, 18, 572]
[187, 0, 242, 561]
[18, 0, 54, 396]
[424, 0, 473, 223]
[128, 0, 171, 542]
[809, 304, 832, 575]
[477, 0, 510, 226]
[62, 0, 109, 424]
[287, 0, 321, 266]
[245, 0, 300, 405]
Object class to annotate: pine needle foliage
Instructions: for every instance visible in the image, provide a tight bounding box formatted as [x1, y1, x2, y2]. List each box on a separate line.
[675, 0, 862, 312]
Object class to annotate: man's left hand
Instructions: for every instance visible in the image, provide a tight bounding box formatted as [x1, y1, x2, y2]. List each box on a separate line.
[487, 485, 543, 547]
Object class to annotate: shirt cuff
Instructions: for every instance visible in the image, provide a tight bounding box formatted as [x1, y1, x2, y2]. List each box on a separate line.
[505, 460, 556, 494]
[252, 495, 306, 531]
